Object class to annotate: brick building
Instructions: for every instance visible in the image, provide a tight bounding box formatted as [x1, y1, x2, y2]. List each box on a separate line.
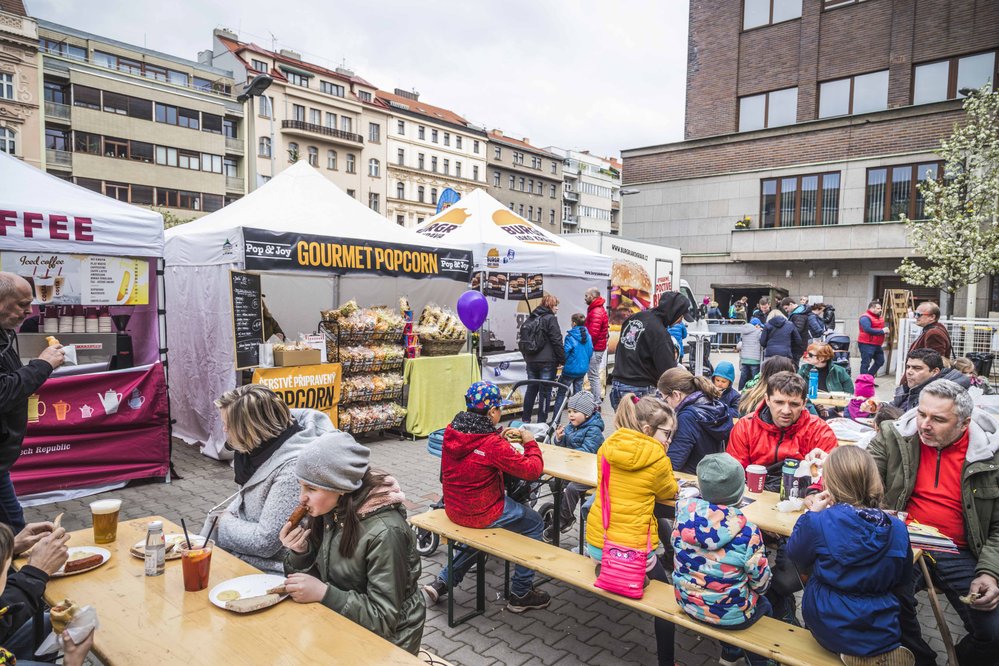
[622, 0, 999, 318]
[486, 130, 562, 234]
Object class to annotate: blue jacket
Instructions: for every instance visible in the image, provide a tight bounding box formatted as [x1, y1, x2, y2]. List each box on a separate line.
[759, 316, 802, 361]
[718, 387, 740, 418]
[669, 322, 688, 361]
[556, 412, 605, 454]
[787, 504, 911, 657]
[668, 392, 734, 474]
[562, 326, 593, 378]
[807, 313, 826, 339]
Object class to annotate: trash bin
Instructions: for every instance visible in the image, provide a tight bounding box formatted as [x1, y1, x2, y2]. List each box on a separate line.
[967, 352, 995, 377]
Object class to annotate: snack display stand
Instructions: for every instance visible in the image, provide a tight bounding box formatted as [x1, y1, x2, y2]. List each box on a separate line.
[164, 162, 473, 458]
[0, 152, 170, 497]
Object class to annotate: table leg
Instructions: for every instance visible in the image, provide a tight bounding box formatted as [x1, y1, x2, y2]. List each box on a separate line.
[918, 555, 959, 666]
[446, 541, 485, 628]
[550, 477, 564, 548]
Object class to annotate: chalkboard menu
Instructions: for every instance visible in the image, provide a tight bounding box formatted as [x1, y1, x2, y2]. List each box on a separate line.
[230, 271, 263, 369]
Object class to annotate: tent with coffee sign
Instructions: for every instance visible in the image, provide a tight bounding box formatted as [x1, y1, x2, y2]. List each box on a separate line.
[0, 152, 170, 500]
[164, 161, 474, 458]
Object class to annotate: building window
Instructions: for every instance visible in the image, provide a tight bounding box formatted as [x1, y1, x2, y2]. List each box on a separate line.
[396, 182, 405, 199]
[223, 118, 238, 139]
[358, 91, 372, 102]
[550, 184, 556, 198]
[131, 141, 154, 163]
[39, 38, 86, 60]
[259, 136, 271, 158]
[519, 177, 525, 191]
[224, 158, 238, 177]
[369, 192, 380, 212]
[309, 108, 321, 125]
[288, 142, 299, 162]
[0, 127, 14, 154]
[443, 132, 450, 146]
[418, 153, 425, 169]
[431, 156, 438, 172]
[397, 148, 405, 165]
[528, 206, 533, 220]
[72, 84, 101, 109]
[418, 186, 425, 203]
[418, 126, 425, 140]
[738, 87, 798, 131]
[46, 128, 70, 152]
[177, 150, 201, 170]
[74, 131, 100, 154]
[178, 108, 200, 130]
[550, 209, 555, 225]
[819, 70, 889, 118]
[743, 0, 802, 31]
[327, 150, 337, 170]
[292, 104, 305, 122]
[202, 114, 223, 134]
[493, 171, 501, 187]
[913, 51, 997, 105]
[518, 203, 524, 216]
[865, 162, 941, 223]
[369, 123, 381, 143]
[131, 184, 154, 205]
[509, 175, 515, 189]
[443, 159, 450, 175]
[472, 165, 479, 181]
[456, 136, 463, 150]
[324, 112, 336, 129]
[341, 116, 352, 133]
[551, 161, 558, 175]
[0, 73, 15, 100]
[396, 215, 405, 226]
[761, 172, 841, 227]
[494, 146, 501, 159]
[347, 189, 355, 198]
[473, 140, 480, 154]
[251, 59, 268, 72]
[369, 159, 380, 177]
[823, 0, 870, 7]
[258, 95, 272, 117]
[346, 153, 356, 173]
[431, 188, 438, 205]
[286, 72, 309, 87]
[321, 81, 344, 97]
[528, 179, 534, 194]
[156, 146, 178, 166]
[307, 146, 319, 167]
[397, 120, 405, 135]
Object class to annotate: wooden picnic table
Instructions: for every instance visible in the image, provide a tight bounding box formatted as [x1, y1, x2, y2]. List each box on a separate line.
[15, 516, 423, 666]
[812, 395, 850, 408]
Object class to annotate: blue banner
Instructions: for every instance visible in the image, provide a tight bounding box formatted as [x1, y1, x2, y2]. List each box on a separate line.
[436, 188, 462, 214]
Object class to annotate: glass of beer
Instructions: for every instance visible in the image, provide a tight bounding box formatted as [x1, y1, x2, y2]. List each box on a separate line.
[179, 540, 214, 592]
[90, 499, 122, 544]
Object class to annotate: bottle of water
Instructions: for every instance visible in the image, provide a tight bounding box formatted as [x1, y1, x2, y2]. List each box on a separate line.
[808, 368, 819, 399]
[144, 521, 165, 576]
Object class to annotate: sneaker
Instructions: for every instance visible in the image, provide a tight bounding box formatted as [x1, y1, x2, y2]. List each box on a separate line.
[560, 517, 576, 534]
[840, 647, 915, 666]
[422, 578, 447, 606]
[506, 588, 551, 613]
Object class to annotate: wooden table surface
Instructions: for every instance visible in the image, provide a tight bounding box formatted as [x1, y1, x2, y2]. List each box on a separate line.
[17, 517, 423, 666]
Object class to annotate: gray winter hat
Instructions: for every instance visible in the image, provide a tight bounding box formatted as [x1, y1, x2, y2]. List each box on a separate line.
[566, 391, 597, 418]
[295, 431, 370, 493]
[696, 453, 745, 506]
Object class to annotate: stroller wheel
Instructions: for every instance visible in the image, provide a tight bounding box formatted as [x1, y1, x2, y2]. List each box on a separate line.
[538, 502, 556, 544]
[412, 524, 440, 556]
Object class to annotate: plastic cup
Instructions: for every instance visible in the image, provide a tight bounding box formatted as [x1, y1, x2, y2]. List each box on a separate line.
[745, 465, 767, 494]
[179, 540, 214, 592]
[90, 499, 122, 544]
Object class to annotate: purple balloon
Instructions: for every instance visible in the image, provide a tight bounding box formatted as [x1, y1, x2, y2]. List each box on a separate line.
[456, 290, 489, 331]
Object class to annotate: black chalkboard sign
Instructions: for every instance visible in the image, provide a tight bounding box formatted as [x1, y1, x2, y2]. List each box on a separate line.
[230, 271, 263, 369]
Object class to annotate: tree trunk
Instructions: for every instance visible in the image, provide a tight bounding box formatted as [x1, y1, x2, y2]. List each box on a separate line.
[947, 290, 957, 319]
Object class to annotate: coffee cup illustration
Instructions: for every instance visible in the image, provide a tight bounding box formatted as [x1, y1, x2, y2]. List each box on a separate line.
[33, 276, 55, 304]
[79, 404, 94, 419]
[28, 394, 46, 423]
[98, 389, 123, 415]
[127, 389, 145, 410]
[53, 400, 70, 421]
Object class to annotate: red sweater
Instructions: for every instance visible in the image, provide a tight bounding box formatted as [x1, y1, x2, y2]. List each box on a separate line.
[726, 402, 838, 479]
[906, 429, 969, 547]
[440, 419, 544, 528]
[586, 297, 610, 352]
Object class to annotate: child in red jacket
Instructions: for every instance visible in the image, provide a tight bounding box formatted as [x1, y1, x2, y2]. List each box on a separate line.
[423, 381, 551, 614]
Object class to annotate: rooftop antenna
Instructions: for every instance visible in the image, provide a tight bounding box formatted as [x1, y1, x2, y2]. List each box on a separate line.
[269, 31, 278, 51]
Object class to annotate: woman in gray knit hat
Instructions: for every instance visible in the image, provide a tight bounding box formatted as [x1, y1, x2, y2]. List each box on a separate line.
[278, 431, 425, 654]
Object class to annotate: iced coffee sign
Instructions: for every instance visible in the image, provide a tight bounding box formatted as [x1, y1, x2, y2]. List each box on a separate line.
[0, 252, 149, 306]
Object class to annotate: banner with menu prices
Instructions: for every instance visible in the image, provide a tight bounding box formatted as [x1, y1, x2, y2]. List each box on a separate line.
[252, 364, 342, 426]
[12, 363, 170, 495]
[0, 251, 150, 305]
[241, 229, 473, 282]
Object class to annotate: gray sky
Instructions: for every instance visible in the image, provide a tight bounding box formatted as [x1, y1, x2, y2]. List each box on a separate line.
[27, 0, 689, 157]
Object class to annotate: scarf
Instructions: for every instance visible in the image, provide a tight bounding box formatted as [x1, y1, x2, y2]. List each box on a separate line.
[233, 422, 302, 486]
[451, 410, 499, 435]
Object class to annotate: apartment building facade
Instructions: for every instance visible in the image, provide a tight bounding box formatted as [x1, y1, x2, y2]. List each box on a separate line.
[485, 131, 562, 234]
[548, 147, 621, 235]
[37, 20, 243, 221]
[0, 1, 40, 168]
[207, 30, 388, 213]
[378, 88, 487, 227]
[622, 0, 999, 317]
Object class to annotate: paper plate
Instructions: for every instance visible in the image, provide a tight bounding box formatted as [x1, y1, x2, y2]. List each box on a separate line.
[209, 574, 288, 610]
[130, 534, 206, 560]
[52, 546, 111, 577]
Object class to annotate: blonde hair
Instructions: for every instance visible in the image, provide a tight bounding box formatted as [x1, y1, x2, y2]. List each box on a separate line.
[215, 384, 293, 452]
[614, 394, 675, 436]
[822, 446, 885, 509]
[657, 367, 720, 400]
[767, 310, 785, 322]
[540, 292, 558, 309]
[807, 343, 834, 363]
[952, 357, 976, 375]
[738, 356, 796, 415]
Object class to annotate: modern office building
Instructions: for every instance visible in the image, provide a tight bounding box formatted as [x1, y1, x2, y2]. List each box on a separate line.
[207, 29, 388, 213]
[0, 1, 41, 169]
[485, 130, 563, 233]
[37, 20, 244, 222]
[378, 88, 487, 227]
[548, 146, 621, 235]
[621, 0, 999, 316]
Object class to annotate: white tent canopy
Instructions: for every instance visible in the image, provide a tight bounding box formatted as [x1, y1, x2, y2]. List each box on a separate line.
[0, 151, 163, 256]
[413, 189, 611, 280]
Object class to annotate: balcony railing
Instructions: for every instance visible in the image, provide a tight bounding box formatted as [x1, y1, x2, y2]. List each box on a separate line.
[225, 137, 244, 155]
[226, 176, 244, 192]
[44, 101, 71, 120]
[46, 149, 72, 169]
[281, 120, 364, 144]
[563, 191, 578, 202]
[562, 216, 577, 225]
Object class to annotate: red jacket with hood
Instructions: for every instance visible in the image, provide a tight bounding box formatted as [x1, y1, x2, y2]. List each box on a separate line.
[586, 296, 610, 352]
[441, 412, 544, 528]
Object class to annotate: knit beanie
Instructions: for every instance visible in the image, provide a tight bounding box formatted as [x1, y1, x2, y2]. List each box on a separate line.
[566, 391, 597, 418]
[712, 361, 736, 384]
[750, 317, 763, 326]
[295, 431, 370, 493]
[854, 373, 876, 399]
[696, 454, 745, 506]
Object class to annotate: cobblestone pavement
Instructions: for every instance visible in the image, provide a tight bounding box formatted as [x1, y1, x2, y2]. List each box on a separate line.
[23, 354, 961, 665]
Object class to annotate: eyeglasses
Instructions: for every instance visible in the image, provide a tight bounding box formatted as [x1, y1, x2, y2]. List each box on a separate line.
[656, 427, 674, 441]
[916, 311, 931, 317]
[805, 352, 818, 358]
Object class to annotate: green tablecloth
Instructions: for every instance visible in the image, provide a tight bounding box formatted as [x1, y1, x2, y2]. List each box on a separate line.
[403, 354, 481, 437]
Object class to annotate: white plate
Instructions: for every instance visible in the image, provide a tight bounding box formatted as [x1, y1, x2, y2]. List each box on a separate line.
[52, 546, 111, 577]
[209, 574, 288, 610]
[129, 534, 206, 560]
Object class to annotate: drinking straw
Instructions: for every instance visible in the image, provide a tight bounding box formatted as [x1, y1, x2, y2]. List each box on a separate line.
[205, 514, 220, 545]
[181, 518, 192, 549]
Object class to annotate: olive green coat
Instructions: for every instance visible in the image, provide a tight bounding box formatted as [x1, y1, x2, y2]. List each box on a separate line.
[285, 504, 425, 654]
[868, 408, 999, 581]
[797, 362, 854, 395]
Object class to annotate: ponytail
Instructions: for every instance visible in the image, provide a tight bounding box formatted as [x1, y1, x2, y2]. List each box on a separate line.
[614, 394, 675, 435]
[657, 367, 720, 400]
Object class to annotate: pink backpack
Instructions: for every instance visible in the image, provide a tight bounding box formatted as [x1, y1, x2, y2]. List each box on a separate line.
[593, 455, 651, 599]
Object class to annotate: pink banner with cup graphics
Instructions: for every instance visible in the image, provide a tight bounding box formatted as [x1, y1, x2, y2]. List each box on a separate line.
[12, 363, 170, 495]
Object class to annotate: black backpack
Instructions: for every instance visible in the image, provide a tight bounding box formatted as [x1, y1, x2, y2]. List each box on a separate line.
[518, 316, 547, 355]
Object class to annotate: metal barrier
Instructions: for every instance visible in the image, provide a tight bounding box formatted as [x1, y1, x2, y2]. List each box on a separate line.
[895, 317, 999, 383]
[705, 318, 748, 350]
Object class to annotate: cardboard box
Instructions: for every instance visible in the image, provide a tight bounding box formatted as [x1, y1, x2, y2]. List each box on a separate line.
[273, 349, 322, 367]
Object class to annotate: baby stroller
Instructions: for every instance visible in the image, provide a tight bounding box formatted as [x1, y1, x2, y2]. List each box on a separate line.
[824, 331, 852, 377]
[411, 379, 571, 556]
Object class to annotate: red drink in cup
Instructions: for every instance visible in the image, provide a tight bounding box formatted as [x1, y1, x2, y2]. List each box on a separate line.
[179, 540, 214, 592]
[745, 465, 767, 493]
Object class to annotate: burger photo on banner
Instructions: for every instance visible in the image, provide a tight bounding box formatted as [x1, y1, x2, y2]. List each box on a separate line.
[484, 271, 508, 299]
[608, 259, 654, 353]
[507, 273, 527, 301]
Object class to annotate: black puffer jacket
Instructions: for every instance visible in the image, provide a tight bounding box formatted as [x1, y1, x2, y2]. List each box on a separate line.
[522, 305, 565, 366]
[612, 292, 689, 387]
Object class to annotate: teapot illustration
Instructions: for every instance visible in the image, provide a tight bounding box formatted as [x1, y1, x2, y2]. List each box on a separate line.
[79, 404, 94, 419]
[98, 389, 123, 415]
[127, 388, 145, 410]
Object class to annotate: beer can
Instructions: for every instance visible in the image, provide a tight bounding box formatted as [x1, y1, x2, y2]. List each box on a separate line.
[780, 459, 800, 501]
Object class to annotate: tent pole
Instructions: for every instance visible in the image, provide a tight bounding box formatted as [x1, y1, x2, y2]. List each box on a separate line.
[157, 258, 178, 482]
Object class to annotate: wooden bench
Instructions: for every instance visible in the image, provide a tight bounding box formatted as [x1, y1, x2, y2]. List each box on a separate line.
[410, 509, 840, 666]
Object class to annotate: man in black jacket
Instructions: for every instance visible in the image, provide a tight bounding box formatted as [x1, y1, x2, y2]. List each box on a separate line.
[521, 293, 566, 423]
[609, 292, 689, 409]
[0, 272, 65, 531]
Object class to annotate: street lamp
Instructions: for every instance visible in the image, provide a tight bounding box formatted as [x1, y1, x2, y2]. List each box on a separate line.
[237, 74, 274, 193]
